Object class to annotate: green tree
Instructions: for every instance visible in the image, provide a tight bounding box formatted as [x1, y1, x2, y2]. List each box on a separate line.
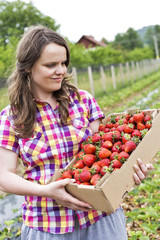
[0, 0, 60, 46]
[114, 28, 143, 50]
[145, 25, 160, 57]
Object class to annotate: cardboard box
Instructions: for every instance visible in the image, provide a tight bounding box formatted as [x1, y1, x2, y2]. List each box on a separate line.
[49, 109, 160, 214]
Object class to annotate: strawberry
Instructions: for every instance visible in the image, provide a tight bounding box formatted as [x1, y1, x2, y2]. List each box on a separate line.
[112, 160, 122, 168]
[73, 159, 85, 169]
[75, 151, 85, 160]
[82, 154, 96, 167]
[73, 169, 81, 181]
[112, 130, 121, 141]
[90, 164, 101, 174]
[131, 129, 141, 138]
[124, 124, 134, 134]
[90, 174, 101, 185]
[110, 152, 119, 161]
[118, 151, 129, 163]
[105, 122, 114, 128]
[98, 158, 111, 167]
[143, 114, 151, 122]
[102, 132, 113, 142]
[124, 140, 136, 153]
[62, 169, 73, 179]
[84, 143, 96, 154]
[56, 177, 63, 181]
[137, 122, 145, 130]
[116, 124, 126, 133]
[145, 121, 152, 129]
[129, 117, 134, 124]
[98, 124, 106, 132]
[122, 133, 131, 143]
[92, 133, 102, 143]
[98, 148, 111, 159]
[101, 140, 113, 149]
[100, 166, 109, 176]
[81, 182, 91, 185]
[133, 112, 144, 123]
[111, 144, 121, 153]
[80, 170, 91, 183]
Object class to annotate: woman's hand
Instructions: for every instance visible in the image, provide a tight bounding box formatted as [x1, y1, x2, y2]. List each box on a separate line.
[133, 158, 154, 185]
[44, 178, 93, 211]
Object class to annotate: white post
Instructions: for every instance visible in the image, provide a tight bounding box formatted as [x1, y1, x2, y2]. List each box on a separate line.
[72, 67, 78, 87]
[88, 66, 95, 97]
[119, 63, 124, 85]
[125, 62, 130, 81]
[100, 66, 106, 92]
[136, 62, 141, 79]
[111, 65, 116, 90]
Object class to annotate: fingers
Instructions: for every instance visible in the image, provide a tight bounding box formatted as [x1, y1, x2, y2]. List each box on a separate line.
[133, 158, 152, 185]
[56, 192, 93, 211]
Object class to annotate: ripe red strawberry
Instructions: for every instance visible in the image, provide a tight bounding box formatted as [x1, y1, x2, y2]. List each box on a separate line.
[81, 182, 91, 185]
[133, 112, 144, 123]
[110, 152, 119, 161]
[129, 117, 134, 124]
[56, 177, 63, 181]
[98, 148, 111, 159]
[100, 166, 109, 176]
[111, 144, 121, 153]
[137, 122, 145, 130]
[116, 124, 126, 133]
[112, 160, 122, 168]
[83, 154, 96, 167]
[131, 129, 141, 138]
[112, 130, 121, 141]
[73, 159, 85, 169]
[92, 133, 102, 143]
[75, 151, 85, 160]
[84, 144, 96, 154]
[102, 132, 113, 142]
[122, 133, 131, 143]
[80, 170, 91, 183]
[73, 169, 81, 181]
[145, 121, 152, 129]
[98, 124, 106, 132]
[62, 169, 73, 179]
[144, 114, 151, 122]
[101, 140, 113, 149]
[105, 122, 114, 128]
[118, 151, 129, 163]
[124, 124, 134, 134]
[90, 164, 101, 174]
[124, 140, 136, 153]
[98, 158, 111, 167]
[90, 174, 101, 185]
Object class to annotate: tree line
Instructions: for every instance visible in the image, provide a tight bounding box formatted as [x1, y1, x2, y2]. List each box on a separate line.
[0, 0, 159, 78]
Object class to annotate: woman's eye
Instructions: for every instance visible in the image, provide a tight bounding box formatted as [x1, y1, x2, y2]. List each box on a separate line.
[46, 64, 55, 68]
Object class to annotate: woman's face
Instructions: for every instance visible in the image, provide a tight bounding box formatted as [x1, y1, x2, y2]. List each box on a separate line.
[30, 42, 67, 99]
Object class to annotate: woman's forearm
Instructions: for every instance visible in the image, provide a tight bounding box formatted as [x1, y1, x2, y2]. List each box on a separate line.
[0, 170, 45, 197]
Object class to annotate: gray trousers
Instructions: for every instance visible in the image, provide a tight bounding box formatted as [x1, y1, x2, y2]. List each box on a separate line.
[21, 207, 128, 240]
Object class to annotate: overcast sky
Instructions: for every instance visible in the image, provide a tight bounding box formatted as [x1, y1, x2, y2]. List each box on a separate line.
[9, 0, 160, 42]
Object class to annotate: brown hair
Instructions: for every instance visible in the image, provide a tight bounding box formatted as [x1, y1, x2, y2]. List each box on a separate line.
[8, 25, 80, 138]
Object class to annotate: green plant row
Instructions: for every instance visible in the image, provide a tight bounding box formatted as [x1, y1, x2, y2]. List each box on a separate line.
[97, 70, 160, 110]
[124, 154, 160, 240]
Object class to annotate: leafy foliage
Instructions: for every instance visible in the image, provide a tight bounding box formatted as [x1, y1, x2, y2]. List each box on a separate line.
[0, 0, 59, 46]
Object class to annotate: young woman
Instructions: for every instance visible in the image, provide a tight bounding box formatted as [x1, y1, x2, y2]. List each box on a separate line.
[0, 25, 152, 240]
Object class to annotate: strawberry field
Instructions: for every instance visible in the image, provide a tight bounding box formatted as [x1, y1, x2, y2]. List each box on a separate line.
[0, 70, 160, 239]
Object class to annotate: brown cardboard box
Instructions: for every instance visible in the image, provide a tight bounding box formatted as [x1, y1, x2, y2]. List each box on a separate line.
[49, 109, 160, 214]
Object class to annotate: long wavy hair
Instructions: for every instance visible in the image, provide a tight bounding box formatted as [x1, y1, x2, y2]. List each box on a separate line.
[8, 25, 80, 138]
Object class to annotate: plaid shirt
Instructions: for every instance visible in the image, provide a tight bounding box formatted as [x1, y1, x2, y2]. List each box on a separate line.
[0, 90, 107, 234]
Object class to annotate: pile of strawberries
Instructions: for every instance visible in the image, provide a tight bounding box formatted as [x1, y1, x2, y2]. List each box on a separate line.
[57, 110, 153, 186]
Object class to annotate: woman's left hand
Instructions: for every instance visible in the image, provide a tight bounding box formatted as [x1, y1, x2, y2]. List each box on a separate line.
[133, 158, 154, 185]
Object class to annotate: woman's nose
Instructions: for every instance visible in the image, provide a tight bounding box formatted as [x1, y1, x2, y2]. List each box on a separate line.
[55, 64, 65, 74]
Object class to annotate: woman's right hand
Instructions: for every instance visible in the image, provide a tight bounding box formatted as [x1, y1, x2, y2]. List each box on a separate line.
[44, 179, 93, 211]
